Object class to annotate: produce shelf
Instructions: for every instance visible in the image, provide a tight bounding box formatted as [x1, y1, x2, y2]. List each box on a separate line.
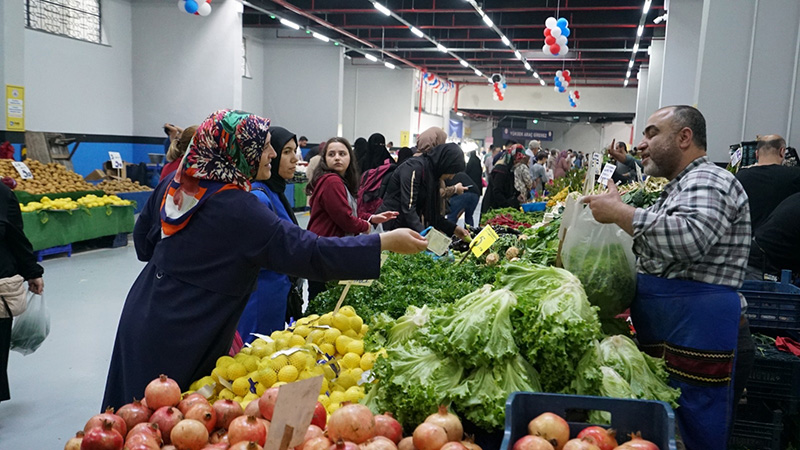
[21, 206, 135, 251]
[740, 278, 800, 331]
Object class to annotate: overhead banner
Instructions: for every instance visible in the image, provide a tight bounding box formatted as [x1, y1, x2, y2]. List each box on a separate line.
[449, 119, 463, 140]
[502, 127, 553, 141]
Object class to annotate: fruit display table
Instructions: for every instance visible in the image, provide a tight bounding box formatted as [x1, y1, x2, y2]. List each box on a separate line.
[116, 190, 153, 214]
[13, 189, 107, 205]
[21, 205, 135, 251]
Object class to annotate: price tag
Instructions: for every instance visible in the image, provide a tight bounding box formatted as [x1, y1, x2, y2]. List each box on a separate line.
[591, 152, 602, 171]
[264, 376, 324, 450]
[730, 147, 743, 167]
[11, 161, 33, 179]
[108, 151, 123, 169]
[470, 225, 499, 257]
[635, 163, 645, 185]
[424, 228, 452, 256]
[597, 162, 617, 186]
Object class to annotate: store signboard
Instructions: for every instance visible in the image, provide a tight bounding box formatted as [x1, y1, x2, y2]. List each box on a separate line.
[501, 128, 553, 141]
[5, 85, 24, 131]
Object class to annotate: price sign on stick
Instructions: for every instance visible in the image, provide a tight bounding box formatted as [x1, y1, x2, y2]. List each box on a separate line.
[470, 225, 499, 257]
[11, 161, 33, 180]
[108, 151, 123, 169]
[597, 163, 617, 187]
[264, 376, 324, 450]
[730, 147, 743, 168]
[334, 254, 388, 313]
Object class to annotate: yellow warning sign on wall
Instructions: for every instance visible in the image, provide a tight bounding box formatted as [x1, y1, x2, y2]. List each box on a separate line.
[6, 85, 24, 131]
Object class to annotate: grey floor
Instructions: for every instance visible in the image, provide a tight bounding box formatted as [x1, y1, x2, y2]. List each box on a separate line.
[0, 205, 481, 449]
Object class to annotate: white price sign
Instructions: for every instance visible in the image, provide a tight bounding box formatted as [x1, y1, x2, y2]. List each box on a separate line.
[597, 162, 617, 186]
[591, 152, 602, 171]
[11, 161, 33, 180]
[730, 147, 743, 167]
[108, 151, 123, 169]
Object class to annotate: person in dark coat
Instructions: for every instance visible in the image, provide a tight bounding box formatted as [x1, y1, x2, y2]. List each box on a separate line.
[360, 133, 392, 173]
[353, 137, 369, 167]
[377, 143, 470, 240]
[101, 110, 427, 410]
[465, 150, 483, 193]
[396, 147, 414, 165]
[482, 148, 520, 214]
[0, 181, 44, 403]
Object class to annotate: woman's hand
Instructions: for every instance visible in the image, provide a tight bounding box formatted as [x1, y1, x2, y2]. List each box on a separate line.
[369, 211, 399, 225]
[454, 182, 466, 195]
[379, 229, 429, 254]
[454, 226, 471, 240]
[27, 277, 44, 294]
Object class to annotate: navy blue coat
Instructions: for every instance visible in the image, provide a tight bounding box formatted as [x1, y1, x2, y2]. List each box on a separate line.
[102, 178, 380, 410]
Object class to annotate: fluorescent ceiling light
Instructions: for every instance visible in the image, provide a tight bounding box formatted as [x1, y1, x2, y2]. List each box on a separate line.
[312, 32, 329, 42]
[384, 62, 396, 69]
[624, 79, 629, 87]
[524, 61, 532, 71]
[629, 60, 634, 68]
[533, 72, 540, 78]
[373, 2, 391, 16]
[482, 15, 493, 27]
[437, 43, 447, 53]
[410, 27, 424, 38]
[632, 43, 640, 53]
[279, 18, 300, 30]
[474, 69, 482, 77]
[456, 112, 464, 117]
[501, 36, 510, 46]
[626, 70, 631, 78]
[460, 60, 469, 67]
[514, 50, 522, 60]
[365, 54, 378, 62]
[637, 25, 644, 37]
[539, 79, 546, 86]
[643, 0, 652, 14]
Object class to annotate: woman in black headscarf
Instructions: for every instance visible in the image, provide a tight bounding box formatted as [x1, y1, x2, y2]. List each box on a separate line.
[377, 143, 470, 239]
[353, 137, 369, 168]
[361, 133, 392, 173]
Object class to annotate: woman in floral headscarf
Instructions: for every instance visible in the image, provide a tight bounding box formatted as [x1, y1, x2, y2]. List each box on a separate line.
[510, 145, 533, 202]
[102, 110, 427, 410]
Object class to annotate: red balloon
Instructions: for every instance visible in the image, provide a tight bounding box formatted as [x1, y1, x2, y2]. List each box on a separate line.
[575, 92, 580, 99]
[550, 44, 560, 55]
[545, 36, 556, 45]
[544, 28, 552, 37]
[564, 75, 571, 82]
[564, 70, 570, 76]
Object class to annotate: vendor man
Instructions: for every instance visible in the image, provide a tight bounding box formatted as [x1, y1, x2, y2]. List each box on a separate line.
[583, 106, 751, 450]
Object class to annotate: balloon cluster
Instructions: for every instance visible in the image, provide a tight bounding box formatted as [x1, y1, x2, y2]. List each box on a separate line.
[179, 0, 212, 16]
[542, 17, 571, 56]
[491, 73, 507, 101]
[568, 90, 580, 108]
[422, 73, 455, 94]
[553, 70, 571, 93]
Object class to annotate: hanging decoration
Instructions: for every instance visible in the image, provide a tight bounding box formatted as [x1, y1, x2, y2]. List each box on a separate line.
[568, 90, 580, 108]
[553, 70, 571, 93]
[421, 72, 455, 94]
[179, 0, 212, 16]
[491, 73, 506, 101]
[542, 16, 570, 56]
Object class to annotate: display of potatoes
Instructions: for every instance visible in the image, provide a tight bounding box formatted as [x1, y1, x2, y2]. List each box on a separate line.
[0, 159, 95, 194]
[97, 178, 152, 193]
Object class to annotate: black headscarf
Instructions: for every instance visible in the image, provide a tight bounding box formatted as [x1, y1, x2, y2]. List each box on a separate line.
[397, 147, 414, 165]
[263, 126, 299, 225]
[426, 143, 465, 179]
[353, 137, 368, 168]
[363, 133, 391, 172]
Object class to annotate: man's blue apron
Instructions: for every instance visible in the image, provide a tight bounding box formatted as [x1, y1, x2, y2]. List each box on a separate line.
[632, 274, 740, 450]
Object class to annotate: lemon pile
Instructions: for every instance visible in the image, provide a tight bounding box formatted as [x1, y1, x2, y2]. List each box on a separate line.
[19, 194, 132, 212]
[188, 306, 380, 416]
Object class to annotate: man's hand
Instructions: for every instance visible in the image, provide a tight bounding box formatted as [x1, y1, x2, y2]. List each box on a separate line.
[379, 229, 429, 254]
[27, 277, 44, 294]
[369, 211, 399, 225]
[581, 180, 635, 235]
[454, 226, 471, 240]
[454, 182, 466, 195]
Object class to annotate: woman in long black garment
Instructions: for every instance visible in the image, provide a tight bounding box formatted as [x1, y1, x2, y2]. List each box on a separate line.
[102, 110, 427, 410]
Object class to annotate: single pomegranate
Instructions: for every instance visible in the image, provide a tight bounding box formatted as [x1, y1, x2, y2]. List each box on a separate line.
[123, 433, 161, 450]
[244, 399, 263, 418]
[209, 429, 229, 445]
[145, 374, 182, 410]
[178, 393, 210, 415]
[127, 422, 162, 442]
[613, 433, 659, 450]
[214, 399, 244, 430]
[576, 427, 617, 450]
[373, 412, 402, 444]
[311, 402, 327, 429]
[424, 406, 463, 442]
[439, 442, 468, 450]
[185, 403, 217, 433]
[228, 442, 264, 450]
[228, 415, 267, 446]
[512, 435, 555, 450]
[85, 407, 127, 438]
[257, 418, 271, 441]
[412, 423, 447, 450]
[563, 438, 600, 450]
[302, 436, 333, 450]
[257, 387, 280, 421]
[80, 420, 123, 450]
[64, 430, 84, 450]
[327, 403, 376, 444]
[296, 424, 325, 450]
[149, 406, 184, 444]
[117, 400, 152, 432]
[397, 437, 416, 450]
[329, 439, 360, 450]
[170, 418, 210, 450]
[460, 437, 482, 450]
[528, 413, 569, 450]
[361, 436, 399, 450]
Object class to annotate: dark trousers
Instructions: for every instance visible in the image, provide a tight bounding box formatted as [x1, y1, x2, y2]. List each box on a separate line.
[446, 192, 480, 227]
[0, 317, 11, 401]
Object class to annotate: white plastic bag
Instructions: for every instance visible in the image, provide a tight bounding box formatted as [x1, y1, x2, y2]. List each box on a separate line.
[9, 293, 50, 355]
[561, 203, 636, 319]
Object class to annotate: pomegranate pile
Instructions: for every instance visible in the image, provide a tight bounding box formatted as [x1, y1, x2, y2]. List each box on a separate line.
[512, 413, 660, 450]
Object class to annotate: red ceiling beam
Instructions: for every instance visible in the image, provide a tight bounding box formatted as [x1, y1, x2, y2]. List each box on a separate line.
[336, 24, 663, 30]
[303, 6, 664, 14]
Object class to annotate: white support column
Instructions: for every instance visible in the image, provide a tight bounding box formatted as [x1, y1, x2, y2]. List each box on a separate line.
[644, 40, 665, 118]
[633, 67, 649, 142]
[0, 0, 25, 131]
[660, 0, 704, 107]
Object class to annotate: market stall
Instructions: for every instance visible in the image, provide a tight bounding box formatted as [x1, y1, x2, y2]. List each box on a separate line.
[21, 204, 135, 252]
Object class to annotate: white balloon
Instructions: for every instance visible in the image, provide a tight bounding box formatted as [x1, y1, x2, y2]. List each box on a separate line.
[177, 0, 185, 12]
[542, 43, 550, 54]
[563, 80, 569, 88]
[197, 1, 211, 16]
[550, 27, 562, 38]
[556, 70, 563, 77]
[554, 86, 560, 93]
[556, 35, 567, 45]
[545, 17, 557, 29]
[558, 45, 569, 56]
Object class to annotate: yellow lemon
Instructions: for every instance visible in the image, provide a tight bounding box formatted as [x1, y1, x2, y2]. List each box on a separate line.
[344, 386, 365, 403]
[256, 382, 267, 396]
[218, 388, 235, 400]
[306, 365, 325, 378]
[318, 313, 333, 326]
[233, 396, 243, 403]
[335, 336, 353, 355]
[270, 330, 283, 340]
[241, 399, 251, 410]
[232, 377, 251, 397]
[239, 347, 253, 355]
[341, 352, 361, 370]
[318, 394, 331, 408]
[329, 391, 346, 405]
[335, 371, 358, 390]
[322, 364, 337, 380]
[298, 369, 313, 381]
[339, 306, 357, 317]
[211, 367, 228, 382]
[242, 356, 259, 373]
[351, 368, 364, 380]
[227, 362, 247, 380]
[307, 329, 325, 345]
[234, 352, 249, 361]
[331, 314, 351, 332]
[272, 381, 288, 388]
[269, 355, 289, 372]
[327, 402, 342, 414]
[319, 377, 329, 394]
[255, 369, 277, 387]
[289, 351, 311, 371]
[294, 325, 311, 338]
[345, 340, 364, 356]
[360, 353, 377, 371]
[322, 328, 341, 345]
[244, 392, 259, 402]
[349, 316, 364, 333]
[251, 343, 270, 359]
[343, 329, 359, 339]
[194, 376, 216, 391]
[216, 355, 236, 368]
[275, 337, 291, 351]
[278, 365, 299, 383]
[319, 343, 336, 357]
[289, 335, 306, 348]
[252, 338, 268, 347]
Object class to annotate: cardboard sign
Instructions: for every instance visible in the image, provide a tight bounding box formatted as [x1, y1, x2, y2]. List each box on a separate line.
[264, 376, 324, 450]
[425, 227, 452, 256]
[108, 151, 123, 169]
[11, 161, 33, 180]
[597, 162, 617, 186]
[470, 225, 499, 257]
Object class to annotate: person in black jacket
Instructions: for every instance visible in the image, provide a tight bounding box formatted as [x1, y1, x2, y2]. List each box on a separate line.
[0, 180, 44, 402]
[378, 143, 469, 239]
[465, 150, 483, 193]
[481, 148, 520, 215]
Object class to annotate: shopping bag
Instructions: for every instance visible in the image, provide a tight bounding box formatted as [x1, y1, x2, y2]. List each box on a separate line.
[9, 293, 50, 355]
[561, 203, 636, 319]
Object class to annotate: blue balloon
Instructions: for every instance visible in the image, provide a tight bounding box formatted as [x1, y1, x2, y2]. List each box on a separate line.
[555, 81, 562, 88]
[562, 27, 571, 38]
[184, 0, 198, 13]
[502, 83, 507, 89]
[557, 18, 568, 29]
[559, 86, 566, 93]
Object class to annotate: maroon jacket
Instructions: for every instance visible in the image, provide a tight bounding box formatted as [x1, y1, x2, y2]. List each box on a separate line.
[308, 173, 371, 237]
